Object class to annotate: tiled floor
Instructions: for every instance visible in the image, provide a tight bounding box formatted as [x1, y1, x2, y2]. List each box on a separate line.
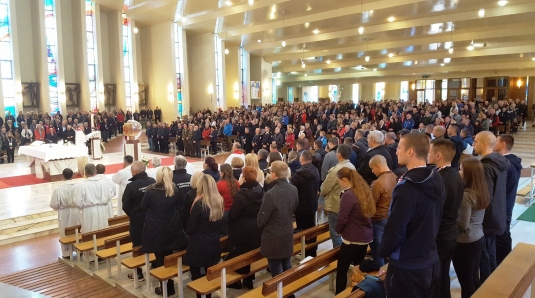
[0, 126, 534, 298]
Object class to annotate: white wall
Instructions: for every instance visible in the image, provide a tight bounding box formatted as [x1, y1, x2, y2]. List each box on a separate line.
[301, 86, 318, 102]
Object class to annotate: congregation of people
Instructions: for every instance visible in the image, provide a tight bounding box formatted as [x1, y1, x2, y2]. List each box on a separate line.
[48, 97, 527, 297]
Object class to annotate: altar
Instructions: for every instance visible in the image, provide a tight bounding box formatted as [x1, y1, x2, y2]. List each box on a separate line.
[18, 143, 89, 181]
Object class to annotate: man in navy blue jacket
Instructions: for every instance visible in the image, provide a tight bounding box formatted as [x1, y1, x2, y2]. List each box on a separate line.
[380, 132, 446, 298]
[494, 134, 522, 265]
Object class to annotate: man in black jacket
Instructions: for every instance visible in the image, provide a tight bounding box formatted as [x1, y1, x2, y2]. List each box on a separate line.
[358, 131, 393, 185]
[122, 161, 156, 281]
[381, 132, 445, 298]
[290, 151, 320, 257]
[172, 156, 193, 228]
[427, 138, 464, 298]
[473, 131, 510, 283]
[352, 129, 368, 168]
[447, 124, 464, 170]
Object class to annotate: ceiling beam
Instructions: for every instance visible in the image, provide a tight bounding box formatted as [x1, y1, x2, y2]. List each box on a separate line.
[263, 22, 535, 63]
[245, 1, 535, 51]
[226, 0, 427, 37]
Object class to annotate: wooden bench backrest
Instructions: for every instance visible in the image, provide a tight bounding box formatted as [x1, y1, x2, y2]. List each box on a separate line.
[163, 236, 228, 268]
[262, 246, 340, 296]
[200, 140, 210, 146]
[109, 215, 129, 226]
[65, 225, 81, 236]
[81, 222, 130, 242]
[206, 223, 329, 281]
[104, 234, 132, 249]
[473, 242, 535, 298]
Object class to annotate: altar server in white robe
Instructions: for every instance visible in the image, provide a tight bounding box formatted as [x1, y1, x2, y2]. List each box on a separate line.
[112, 155, 133, 216]
[74, 163, 116, 233]
[146, 156, 163, 180]
[96, 163, 116, 218]
[49, 168, 81, 258]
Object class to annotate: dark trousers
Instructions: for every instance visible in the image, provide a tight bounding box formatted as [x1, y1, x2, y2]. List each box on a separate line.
[433, 238, 457, 298]
[101, 130, 108, 142]
[371, 219, 387, 267]
[190, 267, 211, 298]
[155, 251, 174, 293]
[6, 148, 15, 163]
[152, 137, 159, 152]
[385, 260, 440, 298]
[194, 141, 201, 157]
[335, 242, 367, 294]
[452, 237, 485, 298]
[211, 141, 217, 154]
[479, 234, 497, 283]
[187, 140, 194, 156]
[496, 213, 512, 266]
[295, 213, 317, 257]
[267, 258, 291, 277]
[177, 139, 184, 152]
[118, 122, 124, 134]
[20, 138, 31, 146]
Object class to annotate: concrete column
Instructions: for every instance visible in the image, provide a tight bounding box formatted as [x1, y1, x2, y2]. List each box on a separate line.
[54, 0, 67, 114]
[94, 3, 105, 111]
[186, 32, 216, 112]
[36, 0, 49, 113]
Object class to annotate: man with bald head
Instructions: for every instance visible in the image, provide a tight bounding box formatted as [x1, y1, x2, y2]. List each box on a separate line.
[122, 161, 155, 281]
[473, 131, 510, 283]
[365, 154, 397, 271]
[432, 125, 446, 139]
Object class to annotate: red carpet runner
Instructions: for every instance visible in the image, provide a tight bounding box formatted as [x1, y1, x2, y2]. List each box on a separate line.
[0, 156, 195, 189]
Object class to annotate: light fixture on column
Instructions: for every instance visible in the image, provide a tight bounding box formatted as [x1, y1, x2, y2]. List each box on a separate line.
[448, 27, 453, 54]
[358, 0, 364, 34]
[248, 0, 254, 6]
[478, 8, 485, 17]
[134, 27, 138, 33]
[224, 26, 229, 54]
[301, 44, 306, 68]
[326, 59, 331, 64]
[364, 39, 370, 62]
[281, 11, 286, 47]
[132, 0, 138, 33]
[225, 48, 229, 55]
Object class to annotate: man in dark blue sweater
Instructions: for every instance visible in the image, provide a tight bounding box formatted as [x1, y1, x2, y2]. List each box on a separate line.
[494, 134, 522, 265]
[381, 133, 446, 298]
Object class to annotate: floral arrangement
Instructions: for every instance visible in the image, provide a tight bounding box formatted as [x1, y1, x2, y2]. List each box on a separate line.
[141, 156, 150, 167]
[100, 142, 105, 152]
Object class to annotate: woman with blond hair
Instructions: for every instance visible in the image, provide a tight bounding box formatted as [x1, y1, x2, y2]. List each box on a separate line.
[334, 167, 375, 294]
[141, 167, 186, 296]
[239, 153, 265, 186]
[184, 174, 224, 298]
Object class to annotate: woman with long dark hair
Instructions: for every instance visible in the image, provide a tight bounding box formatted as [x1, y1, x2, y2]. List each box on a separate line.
[203, 156, 220, 182]
[452, 158, 490, 298]
[334, 167, 375, 294]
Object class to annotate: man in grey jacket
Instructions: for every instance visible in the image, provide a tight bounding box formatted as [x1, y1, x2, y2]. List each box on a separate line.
[258, 161, 298, 277]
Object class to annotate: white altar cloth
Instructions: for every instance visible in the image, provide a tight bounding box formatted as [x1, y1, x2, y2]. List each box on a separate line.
[19, 144, 88, 162]
[18, 144, 89, 179]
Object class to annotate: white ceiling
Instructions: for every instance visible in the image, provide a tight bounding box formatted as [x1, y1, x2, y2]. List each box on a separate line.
[98, 0, 535, 83]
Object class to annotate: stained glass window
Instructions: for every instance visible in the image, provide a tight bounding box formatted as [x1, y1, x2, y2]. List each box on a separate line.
[44, 0, 59, 112]
[0, 0, 15, 116]
[122, 12, 132, 108]
[86, 0, 98, 110]
[174, 23, 183, 116]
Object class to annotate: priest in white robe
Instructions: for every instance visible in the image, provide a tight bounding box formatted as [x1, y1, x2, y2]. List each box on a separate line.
[96, 163, 117, 218]
[50, 168, 81, 258]
[74, 163, 116, 233]
[112, 155, 133, 216]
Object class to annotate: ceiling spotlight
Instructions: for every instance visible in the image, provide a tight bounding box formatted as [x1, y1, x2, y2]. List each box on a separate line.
[478, 8, 485, 17]
[467, 40, 474, 51]
[225, 48, 229, 55]
[225, 1, 232, 6]
[388, 16, 395, 22]
[181, 17, 187, 23]
[532, 57, 535, 61]
[248, 0, 254, 5]
[365, 56, 370, 62]
[358, 26, 364, 34]
[326, 59, 331, 64]
[304, 74, 307, 76]
[373, 68, 377, 71]
[448, 47, 454, 54]
[313, 29, 319, 34]
[133, 27, 138, 34]
[498, 0, 507, 6]
[388, 53, 394, 57]
[414, 61, 418, 65]
[443, 58, 451, 63]
[304, 22, 309, 28]
[440, 63, 445, 66]
[301, 62, 306, 68]
[282, 40, 286, 47]
[257, 39, 261, 43]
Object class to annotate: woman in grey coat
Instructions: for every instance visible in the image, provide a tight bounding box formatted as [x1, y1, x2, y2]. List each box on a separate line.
[257, 161, 298, 277]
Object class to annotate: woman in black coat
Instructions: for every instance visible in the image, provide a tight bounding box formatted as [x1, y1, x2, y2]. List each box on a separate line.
[141, 167, 187, 296]
[184, 174, 225, 298]
[226, 167, 263, 289]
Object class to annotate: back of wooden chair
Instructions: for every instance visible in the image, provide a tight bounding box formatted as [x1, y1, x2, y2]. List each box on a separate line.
[104, 234, 132, 249]
[108, 214, 129, 226]
[65, 225, 81, 236]
[200, 140, 210, 146]
[81, 222, 130, 242]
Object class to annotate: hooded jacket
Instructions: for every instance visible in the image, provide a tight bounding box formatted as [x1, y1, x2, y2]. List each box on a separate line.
[481, 153, 510, 236]
[353, 137, 369, 168]
[291, 163, 320, 215]
[385, 142, 399, 169]
[449, 135, 464, 169]
[122, 172, 156, 245]
[504, 154, 522, 218]
[228, 181, 263, 254]
[380, 166, 446, 270]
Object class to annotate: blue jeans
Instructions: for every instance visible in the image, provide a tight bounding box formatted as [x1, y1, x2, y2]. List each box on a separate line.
[267, 258, 291, 277]
[327, 211, 342, 248]
[371, 219, 387, 267]
[148, 137, 154, 151]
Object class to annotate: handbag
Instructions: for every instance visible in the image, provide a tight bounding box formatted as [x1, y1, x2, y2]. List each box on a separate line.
[165, 208, 188, 251]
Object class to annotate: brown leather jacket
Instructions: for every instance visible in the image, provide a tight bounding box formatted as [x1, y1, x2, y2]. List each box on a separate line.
[370, 171, 397, 221]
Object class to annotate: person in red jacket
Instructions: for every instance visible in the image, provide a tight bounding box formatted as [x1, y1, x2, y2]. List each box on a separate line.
[489, 109, 500, 135]
[202, 123, 211, 141]
[285, 127, 295, 150]
[116, 110, 125, 134]
[217, 164, 240, 235]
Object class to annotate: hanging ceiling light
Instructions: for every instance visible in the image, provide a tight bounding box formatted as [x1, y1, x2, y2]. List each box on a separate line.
[248, 0, 254, 6]
[225, 48, 229, 55]
[133, 27, 138, 33]
[444, 58, 451, 63]
[449, 47, 454, 54]
[326, 59, 331, 64]
[301, 61, 305, 68]
[448, 26, 453, 54]
[301, 44, 306, 68]
[358, 26, 364, 34]
[281, 11, 286, 47]
[478, 8, 485, 17]
[224, 27, 229, 54]
[467, 40, 475, 51]
[282, 40, 286, 47]
[365, 56, 370, 62]
[364, 39, 370, 62]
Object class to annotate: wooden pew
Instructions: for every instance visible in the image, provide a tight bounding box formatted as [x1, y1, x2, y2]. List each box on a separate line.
[149, 236, 228, 298]
[73, 222, 130, 270]
[240, 247, 340, 298]
[121, 246, 156, 289]
[96, 234, 133, 278]
[188, 223, 330, 298]
[59, 215, 129, 260]
[473, 242, 535, 298]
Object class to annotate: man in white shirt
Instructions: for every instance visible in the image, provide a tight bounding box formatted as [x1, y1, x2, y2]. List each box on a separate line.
[224, 142, 246, 165]
[74, 163, 116, 233]
[112, 155, 133, 216]
[147, 156, 163, 179]
[96, 164, 117, 218]
[50, 168, 81, 258]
